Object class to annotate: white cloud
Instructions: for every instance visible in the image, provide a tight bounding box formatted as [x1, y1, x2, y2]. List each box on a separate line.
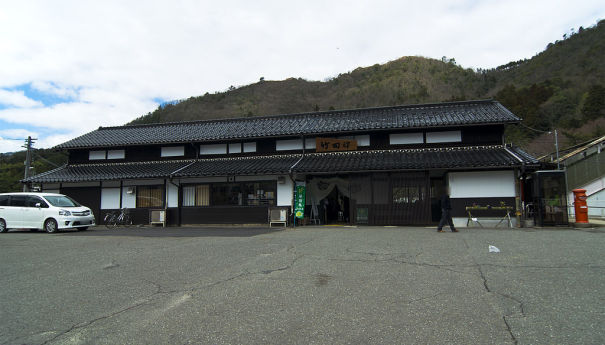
[0, 128, 39, 139]
[0, 0, 604, 153]
[0, 89, 43, 108]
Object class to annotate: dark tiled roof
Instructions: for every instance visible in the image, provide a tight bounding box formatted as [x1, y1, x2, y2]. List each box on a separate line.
[293, 145, 539, 173]
[57, 100, 519, 149]
[176, 155, 300, 177]
[25, 160, 195, 183]
[25, 146, 537, 183]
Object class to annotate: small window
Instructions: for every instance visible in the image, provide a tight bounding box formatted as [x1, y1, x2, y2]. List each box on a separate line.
[183, 185, 210, 206]
[355, 135, 370, 146]
[136, 185, 163, 208]
[305, 138, 316, 149]
[390, 133, 423, 145]
[89, 150, 106, 160]
[200, 144, 227, 155]
[0, 195, 9, 206]
[426, 130, 462, 143]
[276, 139, 303, 151]
[107, 149, 125, 159]
[228, 143, 242, 154]
[161, 146, 184, 157]
[243, 142, 257, 153]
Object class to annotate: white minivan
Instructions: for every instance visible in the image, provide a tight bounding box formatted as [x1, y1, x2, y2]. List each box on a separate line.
[0, 192, 96, 233]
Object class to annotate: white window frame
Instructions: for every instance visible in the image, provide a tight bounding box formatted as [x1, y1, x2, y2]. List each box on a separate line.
[389, 133, 424, 145]
[200, 144, 227, 155]
[107, 149, 125, 159]
[89, 150, 106, 160]
[161, 146, 185, 157]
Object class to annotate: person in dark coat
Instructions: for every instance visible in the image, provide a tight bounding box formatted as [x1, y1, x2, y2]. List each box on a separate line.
[438, 187, 458, 232]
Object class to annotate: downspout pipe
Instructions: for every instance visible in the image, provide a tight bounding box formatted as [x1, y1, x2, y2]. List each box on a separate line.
[287, 136, 306, 228]
[167, 160, 197, 226]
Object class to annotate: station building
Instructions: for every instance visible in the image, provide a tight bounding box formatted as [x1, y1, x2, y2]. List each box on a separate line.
[24, 100, 540, 227]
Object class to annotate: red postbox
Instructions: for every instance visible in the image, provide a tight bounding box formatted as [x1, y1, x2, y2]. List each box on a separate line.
[572, 189, 589, 225]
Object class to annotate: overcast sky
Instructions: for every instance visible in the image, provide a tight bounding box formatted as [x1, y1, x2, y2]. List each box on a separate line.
[0, 0, 604, 153]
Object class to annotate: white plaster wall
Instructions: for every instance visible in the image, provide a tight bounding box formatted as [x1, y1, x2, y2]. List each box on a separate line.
[449, 171, 515, 198]
[586, 189, 605, 218]
[101, 188, 121, 209]
[166, 183, 178, 208]
[568, 177, 605, 219]
[277, 176, 294, 206]
[122, 187, 136, 208]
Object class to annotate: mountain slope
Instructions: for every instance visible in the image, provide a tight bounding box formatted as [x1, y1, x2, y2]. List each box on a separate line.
[130, 19, 605, 156]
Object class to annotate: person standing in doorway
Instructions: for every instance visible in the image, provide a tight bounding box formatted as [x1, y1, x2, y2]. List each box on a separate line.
[438, 187, 458, 232]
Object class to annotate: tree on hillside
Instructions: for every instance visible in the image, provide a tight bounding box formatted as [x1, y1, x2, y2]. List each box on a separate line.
[582, 84, 605, 120]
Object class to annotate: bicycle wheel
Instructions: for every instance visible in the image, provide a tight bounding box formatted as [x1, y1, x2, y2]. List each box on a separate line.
[104, 213, 115, 228]
[105, 213, 118, 228]
[122, 213, 132, 227]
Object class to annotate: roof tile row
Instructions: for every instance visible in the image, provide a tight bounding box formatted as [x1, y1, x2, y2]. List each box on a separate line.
[57, 100, 519, 149]
[25, 145, 538, 183]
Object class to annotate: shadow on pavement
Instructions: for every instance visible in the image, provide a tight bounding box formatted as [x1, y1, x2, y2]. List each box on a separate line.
[55, 226, 286, 238]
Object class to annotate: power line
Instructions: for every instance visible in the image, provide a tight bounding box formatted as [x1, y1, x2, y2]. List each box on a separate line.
[518, 122, 551, 134]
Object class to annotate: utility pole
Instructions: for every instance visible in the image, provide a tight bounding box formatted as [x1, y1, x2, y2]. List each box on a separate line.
[554, 129, 560, 170]
[22, 136, 37, 192]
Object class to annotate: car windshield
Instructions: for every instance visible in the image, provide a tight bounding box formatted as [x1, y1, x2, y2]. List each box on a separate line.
[43, 195, 82, 207]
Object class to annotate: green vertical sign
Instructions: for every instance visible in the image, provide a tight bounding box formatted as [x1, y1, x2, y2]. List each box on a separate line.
[294, 184, 306, 219]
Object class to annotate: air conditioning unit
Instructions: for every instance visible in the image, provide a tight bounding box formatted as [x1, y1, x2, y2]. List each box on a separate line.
[126, 186, 136, 194]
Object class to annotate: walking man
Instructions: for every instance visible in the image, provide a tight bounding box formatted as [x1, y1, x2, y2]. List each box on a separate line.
[438, 187, 458, 232]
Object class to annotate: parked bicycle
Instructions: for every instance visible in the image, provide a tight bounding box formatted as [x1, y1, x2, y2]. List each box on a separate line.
[104, 208, 132, 228]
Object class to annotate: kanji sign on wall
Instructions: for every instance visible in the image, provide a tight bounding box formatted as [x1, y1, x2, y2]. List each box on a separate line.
[294, 183, 306, 219]
[315, 138, 358, 152]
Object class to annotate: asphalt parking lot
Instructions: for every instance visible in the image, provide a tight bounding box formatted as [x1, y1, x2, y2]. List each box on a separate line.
[1, 225, 604, 345]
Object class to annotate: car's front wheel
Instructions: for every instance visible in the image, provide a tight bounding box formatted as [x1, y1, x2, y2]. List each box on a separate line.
[44, 219, 58, 233]
[0, 219, 7, 233]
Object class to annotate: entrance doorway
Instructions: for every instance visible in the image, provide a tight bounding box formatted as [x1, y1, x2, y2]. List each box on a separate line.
[320, 185, 350, 224]
[306, 176, 350, 225]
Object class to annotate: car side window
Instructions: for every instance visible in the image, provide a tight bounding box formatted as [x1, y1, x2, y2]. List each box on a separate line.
[0, 195, 8, 206]
[27, 196, 49, 208]
[9, 195, 27, 207]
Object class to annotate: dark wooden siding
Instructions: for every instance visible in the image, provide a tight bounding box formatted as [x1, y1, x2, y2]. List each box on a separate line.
[181, 206, 268, 224]
[60, 186, 101, 224]
[347, 172, 431, 225]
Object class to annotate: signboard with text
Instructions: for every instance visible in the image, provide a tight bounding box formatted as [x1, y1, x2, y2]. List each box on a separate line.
[294, 184, 306, 219]
[315, 138, 358, 152]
